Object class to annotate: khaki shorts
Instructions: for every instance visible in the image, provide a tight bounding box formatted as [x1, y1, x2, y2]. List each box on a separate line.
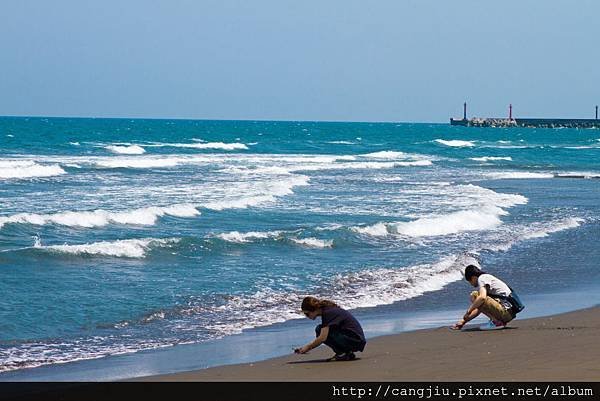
[470, 291, 514, 323]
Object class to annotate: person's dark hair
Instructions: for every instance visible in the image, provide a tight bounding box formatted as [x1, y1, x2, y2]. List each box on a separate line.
[301, 296, 338, 312]
[464, 264, 486, 281]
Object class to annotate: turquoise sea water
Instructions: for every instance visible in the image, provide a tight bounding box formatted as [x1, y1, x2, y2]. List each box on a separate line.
[1, 117, 599, 374]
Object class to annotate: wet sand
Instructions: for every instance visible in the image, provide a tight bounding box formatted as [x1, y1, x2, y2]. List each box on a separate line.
[140, 307, 600, 381]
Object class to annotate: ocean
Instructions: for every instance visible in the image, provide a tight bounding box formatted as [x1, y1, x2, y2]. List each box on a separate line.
[1, 117, 599, 377]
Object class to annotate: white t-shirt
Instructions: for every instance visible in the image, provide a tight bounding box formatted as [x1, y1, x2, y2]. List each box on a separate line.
[477, 274, 511, 298]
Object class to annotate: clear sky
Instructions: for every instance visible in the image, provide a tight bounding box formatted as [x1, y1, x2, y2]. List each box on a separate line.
[1, 1, 598, 122]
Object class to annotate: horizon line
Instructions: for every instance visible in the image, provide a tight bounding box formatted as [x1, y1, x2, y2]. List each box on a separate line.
[0, 114, 448, 125]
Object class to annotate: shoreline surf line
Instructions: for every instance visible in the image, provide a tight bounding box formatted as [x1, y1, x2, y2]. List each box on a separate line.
[139, 306, 600, 382]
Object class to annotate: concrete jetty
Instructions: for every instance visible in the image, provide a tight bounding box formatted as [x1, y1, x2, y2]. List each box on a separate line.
[450, 117, 600, 128]
[450, 103, 600, 128]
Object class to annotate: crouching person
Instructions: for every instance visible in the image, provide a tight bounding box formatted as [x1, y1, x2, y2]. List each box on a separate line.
[452, 264, 524, 331]
[294, 296, 366, 361]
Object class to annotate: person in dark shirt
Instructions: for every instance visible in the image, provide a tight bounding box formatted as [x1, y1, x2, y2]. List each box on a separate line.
[294, 296, 366, 361]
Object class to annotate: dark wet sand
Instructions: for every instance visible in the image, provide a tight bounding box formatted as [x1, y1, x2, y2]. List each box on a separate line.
[140, 307, 600, 381]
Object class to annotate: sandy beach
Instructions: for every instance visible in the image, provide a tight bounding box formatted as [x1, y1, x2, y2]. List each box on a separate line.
[142, 307, 600, 382]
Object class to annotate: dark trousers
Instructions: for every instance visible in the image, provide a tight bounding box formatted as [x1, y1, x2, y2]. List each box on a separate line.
[315, 324, 365, 355]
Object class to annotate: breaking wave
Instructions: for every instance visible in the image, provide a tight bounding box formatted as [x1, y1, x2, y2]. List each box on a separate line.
[362, 151, 407, 159]
[105, 145, 146, 155]
[0, 160, 66, 179]
[352, 209, 504, 238]
[0, 173, 310, 230]
[215, 230, 333, 248]
[434, 139, 476, 147]
[351, 185, 527, 238]
[33, 238, 180, 258]
[0, 204, 199, 229]
[290, 238, 333, 248]
[215, 231, 282, 243]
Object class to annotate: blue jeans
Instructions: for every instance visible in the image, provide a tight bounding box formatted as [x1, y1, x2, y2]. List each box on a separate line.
[315, 324, 365, 354]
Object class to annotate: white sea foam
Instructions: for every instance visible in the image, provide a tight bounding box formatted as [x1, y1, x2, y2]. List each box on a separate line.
[327, 141, 356, 145]
[204, 175, 310, 210]
[395, 160, 432, 167]
[0, 254, 476, 372]
[469, 156, 513, 162]
[147, 142, 248, 150]
[286, 160, 431, 172]
[34, 238, 180, 258]
[333, 253, 479, 309]
[521, 217, 584, 240]
[351, 222, 390, 237]
[105, 145, 146, 155]
[66, 153, 432, 174]
[216, 231, 281, 243]
[0, 160, 66, 179]
[362, 151, 406, 159]
[0, 172, 310, 229]
[93, 157, 185, 169]
[351, 184, 527, 238]
[290, 237, 333, 248]
[352, 208, 504, 238]
[485, 172, 555, 179]
[434, 139, 476, 147]
[482, 145, 531, 149]
[216, 230, 332, 248]
[202, 253, 480, 336]
[484, 217, 585, 252]
[218, 166, 293, 176]
[204, 196, 276, 210]
[0, 204, 199, 229]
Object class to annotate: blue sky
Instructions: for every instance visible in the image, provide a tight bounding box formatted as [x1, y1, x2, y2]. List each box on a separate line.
[1, 1, 598, 122]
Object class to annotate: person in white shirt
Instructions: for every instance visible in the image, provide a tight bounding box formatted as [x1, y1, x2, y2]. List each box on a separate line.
[451, 264, 516, 331]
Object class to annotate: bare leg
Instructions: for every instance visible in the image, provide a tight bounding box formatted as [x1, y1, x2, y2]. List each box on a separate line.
[469, 292, 499, 322]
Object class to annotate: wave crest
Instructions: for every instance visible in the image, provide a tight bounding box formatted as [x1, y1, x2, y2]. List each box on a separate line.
[105, 145, 146, 155]
[435, 139, 476, 147]
[290, 237, 333, 248]
[0, 160, 66, 179]
[215, 230, 333, 248]
[34, 238, 180, 258]
[351, 184, 527, 238]
[0, 204, 199, 229]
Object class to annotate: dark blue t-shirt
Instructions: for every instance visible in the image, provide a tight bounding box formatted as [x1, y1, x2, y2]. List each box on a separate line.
[321, 306, 366, 343]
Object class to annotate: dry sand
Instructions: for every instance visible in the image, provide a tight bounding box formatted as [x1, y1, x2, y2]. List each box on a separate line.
[141, 307, 600, 381]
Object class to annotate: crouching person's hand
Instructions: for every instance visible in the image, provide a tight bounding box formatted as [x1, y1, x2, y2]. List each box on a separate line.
[294, 346, 310, 354]
[451, 320, 465, 330]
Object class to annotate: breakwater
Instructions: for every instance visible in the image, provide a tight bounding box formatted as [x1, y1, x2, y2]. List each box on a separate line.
[450, 118, 600, 129]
